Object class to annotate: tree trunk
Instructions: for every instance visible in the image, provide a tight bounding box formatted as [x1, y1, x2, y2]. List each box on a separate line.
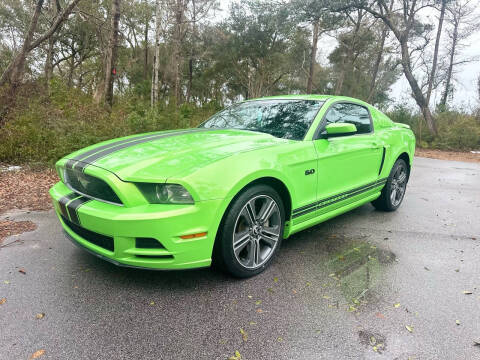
[104, 0, 121, 108]
[306, 19, 320, 94]
[45, 35, 54, 84]
[0, 0, 45, 88]
[45, 0, 60, 87]
[151, 0, 162, 107]
[367, 24, 388, 102]
[399, 40, 438, 136]
[186, 0, 196, 103]
[172, 0, 186, 106]
[426, 0, 446, 107]
[440, 11, 458, 107]
[144, 13, 149, 80]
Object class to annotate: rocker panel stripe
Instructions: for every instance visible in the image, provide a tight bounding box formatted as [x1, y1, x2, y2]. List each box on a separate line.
[292, 178, 387, 218]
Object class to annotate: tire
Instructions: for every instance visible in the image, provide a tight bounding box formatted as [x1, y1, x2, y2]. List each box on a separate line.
[213, 184, 285, 278]
[371, 158, 409, 212]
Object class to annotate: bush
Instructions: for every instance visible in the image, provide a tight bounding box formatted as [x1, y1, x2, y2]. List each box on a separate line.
[0, 80, 219, 165]
[388, 106, 480, 151]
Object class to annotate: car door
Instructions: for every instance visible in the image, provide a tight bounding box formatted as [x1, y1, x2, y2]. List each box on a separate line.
[313, 102, 384, 216]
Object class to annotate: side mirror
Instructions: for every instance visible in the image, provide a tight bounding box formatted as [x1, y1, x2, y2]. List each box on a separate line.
[325, 123, 357, 137]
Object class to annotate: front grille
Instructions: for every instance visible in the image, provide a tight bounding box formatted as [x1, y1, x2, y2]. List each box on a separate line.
[64, 167, 122, 205]
[61, 215, 114, 252]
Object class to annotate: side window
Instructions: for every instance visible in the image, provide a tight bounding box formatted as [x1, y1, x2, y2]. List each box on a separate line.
[323, 103, 372, 134]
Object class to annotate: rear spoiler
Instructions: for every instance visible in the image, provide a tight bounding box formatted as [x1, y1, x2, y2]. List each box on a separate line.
[394, 122, 411, 129]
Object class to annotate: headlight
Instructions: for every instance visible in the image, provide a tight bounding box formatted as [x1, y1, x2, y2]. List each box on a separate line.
[137, 183, 194, 204]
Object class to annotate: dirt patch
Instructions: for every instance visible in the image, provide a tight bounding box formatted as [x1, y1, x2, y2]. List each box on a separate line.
[415, 148, 480, 163]
[0, 166, 59, 215]
[0, 219, 37, 244]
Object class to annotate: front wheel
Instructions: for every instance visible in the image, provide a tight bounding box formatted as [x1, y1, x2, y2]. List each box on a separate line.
[214, 184, 285, 278]
[371, 158, 409, 211]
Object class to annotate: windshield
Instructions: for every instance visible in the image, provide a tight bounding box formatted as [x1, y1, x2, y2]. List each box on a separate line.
[199, 99, 324, 140]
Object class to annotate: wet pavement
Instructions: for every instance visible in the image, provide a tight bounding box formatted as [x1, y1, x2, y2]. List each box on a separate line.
[1, 157, 479, 360]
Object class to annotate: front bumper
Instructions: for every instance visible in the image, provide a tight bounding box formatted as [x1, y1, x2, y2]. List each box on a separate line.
[50, 181, 224, 270]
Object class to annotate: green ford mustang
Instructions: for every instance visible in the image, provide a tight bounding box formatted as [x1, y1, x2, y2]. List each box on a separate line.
[50, 95, 415, 277]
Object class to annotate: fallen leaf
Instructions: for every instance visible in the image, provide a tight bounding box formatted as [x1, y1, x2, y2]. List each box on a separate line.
[455, 269, 460, 272]
[35, 313, 45, 320]
[424, 266, 430, 271]
[277, 337, 283, 342]
[3, 280, 9, 284]
[348, 305, 357, 312]
[322, 295, 330, 300]
[228, 350, 242, 360]
[255, 300, 262, 305]
[267, 288, 274, 293]
[0, 298, 6, 305]
[338, 255, 345, 261]
[256, 308, 263, 313]
[370, 336, 376, 346]
[456, 320, 460, 325]
[394, 303, 401, 308]
[18, 268, 26, 275]
[474, 339, 480, 346]
[405, 325, 413, 333]
[273, 277, 278, 283]
[306, 282, 311, 287]
[240, 328, 248, 342]
[463, 291, 473, 295]
[247, 295, 252, 299]
[149, 301, 155, 305]
[375, 312, 385, 319]
[249, 321, 256, 325]
[292, 289, 297, 294]
[328, 273, 336, 277]
[30, 350, 45, 359]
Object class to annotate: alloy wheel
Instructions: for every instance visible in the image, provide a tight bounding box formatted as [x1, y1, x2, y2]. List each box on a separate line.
[232, 195, 281, 269]
[390, 163, 408, 207]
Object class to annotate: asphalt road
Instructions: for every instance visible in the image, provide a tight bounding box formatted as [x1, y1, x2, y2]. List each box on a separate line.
[1, 157, 479, 360]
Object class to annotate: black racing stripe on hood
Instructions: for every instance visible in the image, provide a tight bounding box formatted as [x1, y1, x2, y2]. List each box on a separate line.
[65, 132, 180, 170]
[74, 128, 214, 172]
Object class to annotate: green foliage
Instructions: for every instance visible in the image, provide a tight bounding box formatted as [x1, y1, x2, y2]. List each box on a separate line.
[388, 106, 480, 150]
[0, 79, 218, 165]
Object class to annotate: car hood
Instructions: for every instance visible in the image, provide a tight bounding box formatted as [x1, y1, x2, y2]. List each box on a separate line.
[64, 128, 287, 182]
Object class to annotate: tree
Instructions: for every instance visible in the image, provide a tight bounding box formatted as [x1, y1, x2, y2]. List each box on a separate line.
[0, 0, 82, 89]
[348, 0, 442, 136]
[439, 0, 479, 108]
[290, 0, 343, 94]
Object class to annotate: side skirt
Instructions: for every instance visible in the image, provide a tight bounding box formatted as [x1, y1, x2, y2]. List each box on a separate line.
[285, 192, 381, 238]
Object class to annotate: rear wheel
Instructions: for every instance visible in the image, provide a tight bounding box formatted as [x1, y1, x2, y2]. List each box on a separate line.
[214, 184, 285, 278]
[371, 158, 409, 211]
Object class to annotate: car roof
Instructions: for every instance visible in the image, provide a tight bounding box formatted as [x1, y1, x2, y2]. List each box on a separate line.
[247, 94, 371, 106]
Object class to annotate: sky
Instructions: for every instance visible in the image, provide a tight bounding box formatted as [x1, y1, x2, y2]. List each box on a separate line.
[217, 1, 480, 109]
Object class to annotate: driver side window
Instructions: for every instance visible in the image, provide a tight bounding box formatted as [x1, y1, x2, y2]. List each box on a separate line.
[323, 103, 372, 134]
